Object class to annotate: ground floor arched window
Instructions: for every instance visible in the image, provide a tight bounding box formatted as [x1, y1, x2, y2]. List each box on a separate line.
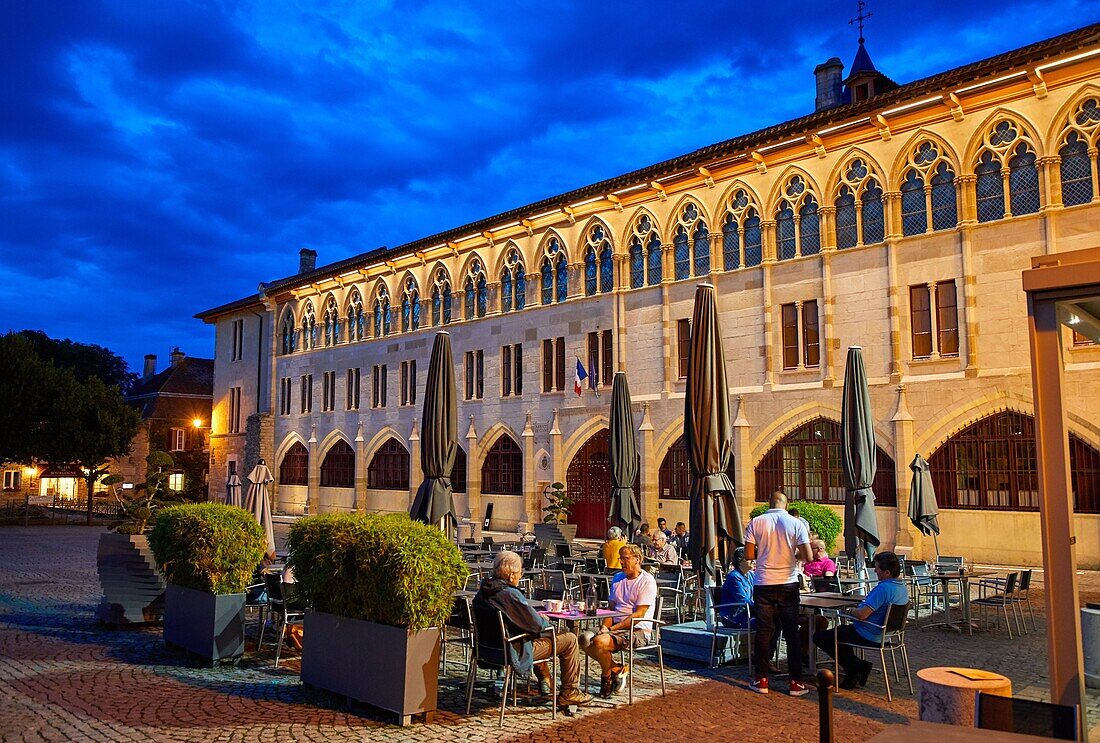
[658, 434, 735, 500]
[929, 410, 1100, 512]
[451, 445, 467, 493]
[368, 437, 409, 490]
[320, 440, 354, 488]
[482, 435, 522, 495]
[755, 418, 896, 506]
[279, 442, 309, 486]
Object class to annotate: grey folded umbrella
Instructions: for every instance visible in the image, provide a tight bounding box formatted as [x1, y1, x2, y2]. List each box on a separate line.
[840, 346, 880, 567]
[225, 473, 242, 509]
[607, 372, 641, 535]
[410, 331, 458, 530]
[908, 453, 940, 558]
[245, 462, 276, 560]
[685, 284, 744, 593]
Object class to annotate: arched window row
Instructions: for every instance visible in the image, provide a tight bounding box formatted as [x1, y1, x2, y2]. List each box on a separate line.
[929, 410, 1100, 513]
[277, 436, 469, 494]
[754, 418, 898, 506]
[275, 104, 1100, 354]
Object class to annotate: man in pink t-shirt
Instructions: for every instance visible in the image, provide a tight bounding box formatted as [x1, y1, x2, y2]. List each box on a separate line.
[744, 490, 812, 696]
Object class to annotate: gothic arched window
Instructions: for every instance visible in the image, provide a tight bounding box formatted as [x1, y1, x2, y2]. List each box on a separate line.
[372, 286, 391, 337]
[464, 258, 487, 320]
[320, 440, 354, 488]
[481, 435, 522, 495]
[301, 301, 318, 350]
[323, 297, 340, 346]
[279, 442, 308, 486]
[583, 224, 613, 296]
[833, 158, 885, 249]
[401, 277, 420, 333]
[975, 119, 1041, 222]
[280, 310, 296, 355]
[673, 203, 707, 279]
[722, 188, 761, 270]
[774, 175, 818, 260]
[901, 141, 958, 236]
[540, 237, 567, 305]
[1058, 99, 1100, 206]
[346, 289, 365, 342]
[500, 248, 526, 312]
[429, 268, 452, 327]
[368, 438, 410, 490]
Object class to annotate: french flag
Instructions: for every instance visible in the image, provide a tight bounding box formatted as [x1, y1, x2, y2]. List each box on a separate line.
[574, 358, 588, 396]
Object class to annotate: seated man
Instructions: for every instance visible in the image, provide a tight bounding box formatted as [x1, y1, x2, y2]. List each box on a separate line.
[634, 522, 654, 552]
[580, 543, 658, 698]
[812, 551, 909, 690]
[656, 517, 673, 540]
[650, 530, 678, 564]
[602, 527, 627, 570]
[473, 551, 591, 707]
[671, 522, 690, 553]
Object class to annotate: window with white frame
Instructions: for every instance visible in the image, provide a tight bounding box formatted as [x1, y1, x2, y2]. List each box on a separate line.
[168, 473, 184, 492]
[169, 427, 185, 452]
[3, 470, 22, 490]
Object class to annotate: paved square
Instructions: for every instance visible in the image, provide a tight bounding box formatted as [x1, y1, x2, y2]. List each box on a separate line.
[1, 526, 1097, 742]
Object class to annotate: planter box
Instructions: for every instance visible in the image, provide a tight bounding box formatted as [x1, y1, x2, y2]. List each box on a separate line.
[301, 611, 440, 725]
[96, 532, 166, 625]
[163, 584, 246, 663]
[534, 522, 577, 550]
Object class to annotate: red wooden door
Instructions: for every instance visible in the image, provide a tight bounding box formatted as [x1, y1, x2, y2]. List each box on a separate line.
[567, 429, 612, 539]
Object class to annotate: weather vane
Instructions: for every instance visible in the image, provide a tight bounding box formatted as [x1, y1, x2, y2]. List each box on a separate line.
[848, 0, 872, 43]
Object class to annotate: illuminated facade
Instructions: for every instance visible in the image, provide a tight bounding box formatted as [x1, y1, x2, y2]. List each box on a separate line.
[198, 25, 1100, 566]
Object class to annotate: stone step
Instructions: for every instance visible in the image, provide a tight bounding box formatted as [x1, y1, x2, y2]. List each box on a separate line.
[661, 620, 750, 667]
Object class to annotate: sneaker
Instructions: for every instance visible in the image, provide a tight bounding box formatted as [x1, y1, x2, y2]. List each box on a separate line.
[749, 676, 769, 694]
[610, 664, 629, 694]
[558, 687, 593, 707]
[536, 677, 552, 696]
[598, 676, 613, 699]
[788, 679, 810, 697]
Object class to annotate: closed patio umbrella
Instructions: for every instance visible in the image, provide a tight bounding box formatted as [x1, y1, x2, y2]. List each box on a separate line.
[840, 346, 881, 570]
[245, 461, 276, 560]
[410, 330, 458, 532]
[685, 284, 743, 629]
[607, 371, 641, 536]
[908, 453, 940, 559]
[225, 473, 242, 508]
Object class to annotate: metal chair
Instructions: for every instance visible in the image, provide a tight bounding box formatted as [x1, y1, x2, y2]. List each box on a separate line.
[442, 594, 474, 672]
[616, 595, 667, 704]
[904, 562, 939, 620]
[708, 586, 753, 671]
[972, 571, 1021, 638]
[244, 574, 269, 642]
[465, 607, 556, 727]
[655, 569, 685, 623]
[975, 691, 1080, 741]
[262, 572, 305, 669]
[831, 602, 913, 701]
[1010, 568, 1037, 633]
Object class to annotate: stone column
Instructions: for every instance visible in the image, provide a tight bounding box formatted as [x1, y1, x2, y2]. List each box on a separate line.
[522, 411, 536, 530]
[354, 418, 366, 513]
[732, 396, 754, 524]
[408, 420, 421, 510]
[638, 402, 658, 525]
[465, 416, 481, 538]
[891, 385, 916, 557]
[307, 421, 319, 515]
[819, 205, 837, 252]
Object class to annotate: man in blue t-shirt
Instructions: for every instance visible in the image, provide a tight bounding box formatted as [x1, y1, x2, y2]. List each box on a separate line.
[812, 550, 909, 690]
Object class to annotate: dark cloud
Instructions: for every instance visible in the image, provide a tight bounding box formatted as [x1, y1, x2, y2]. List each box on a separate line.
[0, 0, 1092, 368]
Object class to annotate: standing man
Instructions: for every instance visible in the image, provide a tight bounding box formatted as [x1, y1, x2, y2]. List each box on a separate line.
[744, 490, 813, 696]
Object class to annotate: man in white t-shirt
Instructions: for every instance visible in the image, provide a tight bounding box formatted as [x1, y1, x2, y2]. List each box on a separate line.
[744, 490, 813, 697]
[580, 543, 657, 699]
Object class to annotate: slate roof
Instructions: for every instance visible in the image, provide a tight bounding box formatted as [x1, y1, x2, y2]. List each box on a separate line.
[195, 22, 1100, 322]
[125, 357, 213, 421]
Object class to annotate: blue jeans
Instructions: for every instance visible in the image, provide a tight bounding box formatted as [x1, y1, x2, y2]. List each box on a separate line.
[753, 582, 803, 680]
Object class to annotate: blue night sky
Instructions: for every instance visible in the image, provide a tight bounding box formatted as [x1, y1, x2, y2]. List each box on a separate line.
[1, 1, 1096, 374]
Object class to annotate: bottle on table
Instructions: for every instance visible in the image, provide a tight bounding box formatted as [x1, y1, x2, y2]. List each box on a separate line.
[586, 580, 598, 616]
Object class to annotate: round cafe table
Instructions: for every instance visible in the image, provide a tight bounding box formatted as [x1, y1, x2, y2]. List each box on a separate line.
[917, 666, 1012, 726]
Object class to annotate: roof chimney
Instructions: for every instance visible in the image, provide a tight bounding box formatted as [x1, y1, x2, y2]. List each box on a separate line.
[299, 248, 317, 274]
[170, 347, 185, 367]
[814, 57, 844, 112]
[143, 354, 157, 380]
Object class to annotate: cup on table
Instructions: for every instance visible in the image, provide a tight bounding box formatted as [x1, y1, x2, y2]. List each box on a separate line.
[545, 599, 562, 613]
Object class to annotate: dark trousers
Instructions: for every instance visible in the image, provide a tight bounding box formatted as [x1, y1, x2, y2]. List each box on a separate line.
[753, 582, 802, 680]
[813, 624, 869, 675]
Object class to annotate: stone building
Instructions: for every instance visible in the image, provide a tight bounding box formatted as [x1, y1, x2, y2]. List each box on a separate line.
[197, 24, 1100, 567]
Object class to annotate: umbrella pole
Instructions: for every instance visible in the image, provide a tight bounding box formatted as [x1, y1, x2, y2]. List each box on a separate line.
[933, 533, 940, 562]
[703, 574, 715, 632]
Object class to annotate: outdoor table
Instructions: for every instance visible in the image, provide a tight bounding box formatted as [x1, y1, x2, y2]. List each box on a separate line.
[539, 607, 628, 692]
[917, 667, 1012, 726]
[452, 590, 476, 600]
[462, 549, 494, 559]
[866, 719, 1057, 742]
[924, 570, 999, 634]
[800, 593, 864, 673]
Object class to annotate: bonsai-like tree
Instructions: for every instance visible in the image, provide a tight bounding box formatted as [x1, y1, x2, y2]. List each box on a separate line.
[108, 451, 182, 534]
[542, 481, 573, 524]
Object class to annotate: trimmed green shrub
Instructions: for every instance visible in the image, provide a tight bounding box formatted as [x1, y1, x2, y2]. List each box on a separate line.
[750, 500, 843, 553]
[148, 503, 266, 594]
[286, 512, 466, 630]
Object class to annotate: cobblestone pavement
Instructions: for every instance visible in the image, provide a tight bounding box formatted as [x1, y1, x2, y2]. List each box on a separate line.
[1, 526, 1097, 742]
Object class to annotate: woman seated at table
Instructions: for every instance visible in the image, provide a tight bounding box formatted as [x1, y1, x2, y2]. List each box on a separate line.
[648, 530, 678, 564]
[602, 527, 627, 570]
[802, 539, 837, 578]
[718, 547, 756, 629]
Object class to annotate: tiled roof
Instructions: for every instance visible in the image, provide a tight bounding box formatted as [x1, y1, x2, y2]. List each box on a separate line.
[125, 357, 213, 421]
[195, 22, 1100, 321]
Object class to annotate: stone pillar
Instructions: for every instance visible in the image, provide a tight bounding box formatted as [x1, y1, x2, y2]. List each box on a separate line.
[638, 402, 658, 525]
[354, 418, 366, 513]
[885, 236, 903, 384]
[550, 408, 563, 482]
[819, 205, 837, 252]
[761, 256, 775, 391]
[465, 416, 481, 537]
[522, 411, 536, 530]
[732, 396, 754, 524]
[959, 224, 980, 378]
[891, 385, 916, 556]
[307, 422, 319, 515]
[408, 420, 421, 510]
[821, 246, 837, 388]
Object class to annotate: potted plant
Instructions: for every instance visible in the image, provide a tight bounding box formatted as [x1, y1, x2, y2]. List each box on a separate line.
[287, 513, 466, 725]
[95, 452, 179, 625]
[148, 503, 266, 664]
[534, 481, 577, 547]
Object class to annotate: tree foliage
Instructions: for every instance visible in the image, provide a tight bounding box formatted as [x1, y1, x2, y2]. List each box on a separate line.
[15, 329, 137, 392]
